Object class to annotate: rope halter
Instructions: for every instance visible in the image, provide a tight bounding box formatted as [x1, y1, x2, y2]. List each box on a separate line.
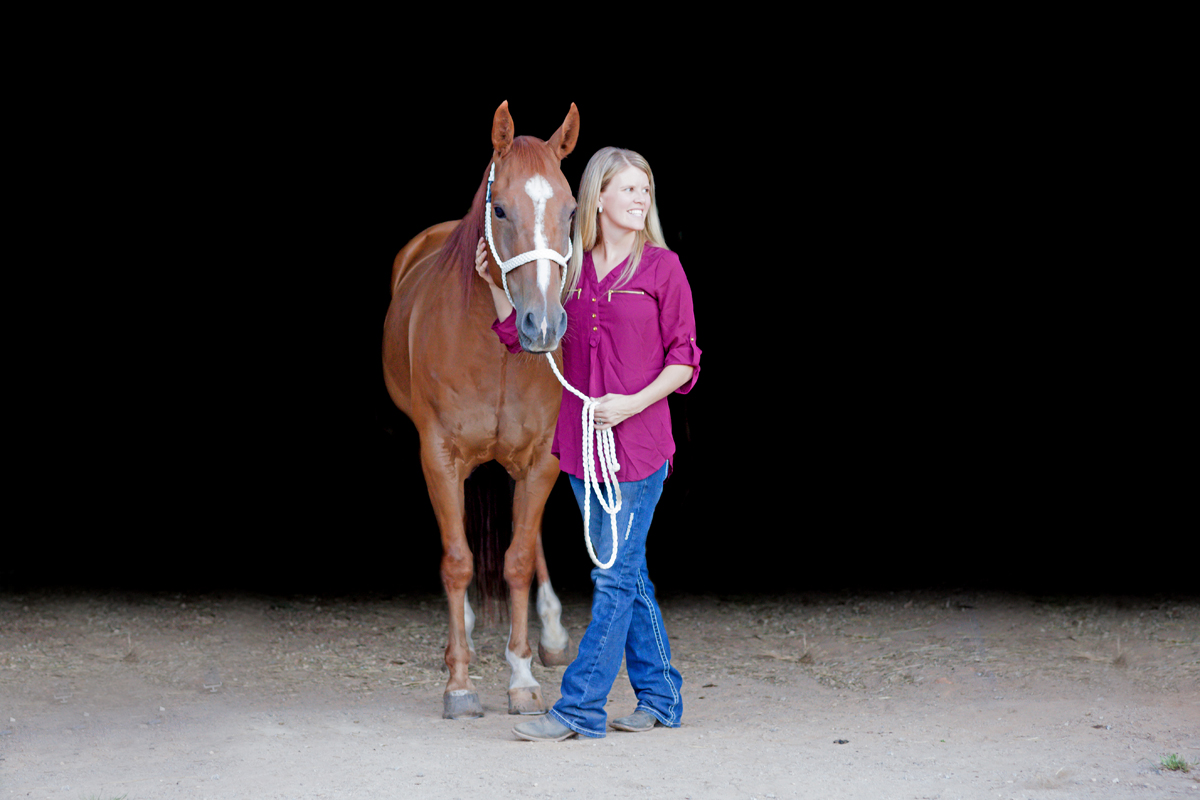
[484, 162, 572, 309]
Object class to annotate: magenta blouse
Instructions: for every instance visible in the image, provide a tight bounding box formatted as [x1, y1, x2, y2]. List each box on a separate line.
[492, 245, 701, 481]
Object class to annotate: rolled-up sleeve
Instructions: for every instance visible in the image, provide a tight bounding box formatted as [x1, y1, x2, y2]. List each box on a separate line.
[491, 309, 524, 355]
[657, 254, 701, 394]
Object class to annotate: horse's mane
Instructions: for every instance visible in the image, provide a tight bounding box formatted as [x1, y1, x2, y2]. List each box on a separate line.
[434, 137, 559, 306]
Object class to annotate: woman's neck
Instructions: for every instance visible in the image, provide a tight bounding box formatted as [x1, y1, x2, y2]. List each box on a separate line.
[592, 227, 638, 281]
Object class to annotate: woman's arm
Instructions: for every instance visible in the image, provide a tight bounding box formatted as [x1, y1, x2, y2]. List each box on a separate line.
[592, 364, 695, 431]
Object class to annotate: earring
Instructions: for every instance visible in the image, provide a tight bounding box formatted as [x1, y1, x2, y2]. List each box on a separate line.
[598, 205, 603, 213]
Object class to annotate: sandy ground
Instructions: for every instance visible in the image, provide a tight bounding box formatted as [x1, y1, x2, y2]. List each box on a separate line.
[1, 589, 1197, 799]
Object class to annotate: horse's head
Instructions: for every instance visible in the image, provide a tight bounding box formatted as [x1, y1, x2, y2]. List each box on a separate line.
[482, 101, 579, 353]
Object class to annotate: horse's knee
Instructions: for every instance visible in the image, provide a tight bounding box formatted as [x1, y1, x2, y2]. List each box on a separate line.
[503, 549, 534, 588]
[441, 548, 473, 591]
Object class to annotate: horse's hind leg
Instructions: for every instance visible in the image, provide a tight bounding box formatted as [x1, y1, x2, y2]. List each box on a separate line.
[535, 530, 574, 667]
[420, 438, 482, 719]
[504, 461, 559, 714]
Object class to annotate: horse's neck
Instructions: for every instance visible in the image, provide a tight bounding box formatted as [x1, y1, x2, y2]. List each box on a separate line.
[456, 265, 497, 325]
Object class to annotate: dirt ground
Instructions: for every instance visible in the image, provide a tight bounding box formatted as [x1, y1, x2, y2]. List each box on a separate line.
[1, 589, 1197, 799]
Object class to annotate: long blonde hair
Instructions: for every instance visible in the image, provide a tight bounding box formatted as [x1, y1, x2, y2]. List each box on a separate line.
[565, 147, 668, 296]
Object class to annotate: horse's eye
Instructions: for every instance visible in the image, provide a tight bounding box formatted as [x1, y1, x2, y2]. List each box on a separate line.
[494, 206, 506, 220]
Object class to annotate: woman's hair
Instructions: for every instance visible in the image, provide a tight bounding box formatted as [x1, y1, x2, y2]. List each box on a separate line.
[565, 146, 669, 296]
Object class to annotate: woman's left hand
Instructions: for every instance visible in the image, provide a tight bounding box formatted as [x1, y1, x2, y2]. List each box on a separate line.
[590, 365, 695, 431]
[592, 393, 643, 431]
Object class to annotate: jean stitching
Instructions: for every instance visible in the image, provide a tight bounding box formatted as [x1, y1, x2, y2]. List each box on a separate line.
[636, 569, 680, 724]
[558, 464, 674, 735]
[580, 513, 632, 706]
[576, 478, 642, 728]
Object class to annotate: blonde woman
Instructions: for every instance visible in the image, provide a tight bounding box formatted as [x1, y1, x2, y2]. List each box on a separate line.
[477, 147, 701, 741]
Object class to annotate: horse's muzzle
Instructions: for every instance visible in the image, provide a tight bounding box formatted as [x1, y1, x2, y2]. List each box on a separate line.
[517, 307, 568, 353]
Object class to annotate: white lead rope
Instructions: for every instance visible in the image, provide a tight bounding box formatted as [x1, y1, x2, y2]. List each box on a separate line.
[483, 163, 622, 568]
[544, 353, 632, 570]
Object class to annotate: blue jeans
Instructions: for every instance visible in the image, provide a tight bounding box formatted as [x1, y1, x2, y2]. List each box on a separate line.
[550, 461, 683, 738]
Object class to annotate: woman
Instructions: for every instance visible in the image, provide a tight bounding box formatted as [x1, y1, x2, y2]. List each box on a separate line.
[476, 147, 701, 741]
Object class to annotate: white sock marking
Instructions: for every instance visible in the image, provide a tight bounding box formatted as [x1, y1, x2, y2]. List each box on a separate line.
[463, 595, 475, 654]
[536, 581, 569, 652]
[506, 624, 539, 690]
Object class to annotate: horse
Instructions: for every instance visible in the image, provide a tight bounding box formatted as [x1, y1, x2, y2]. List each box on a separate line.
[382, 101, 580, 719]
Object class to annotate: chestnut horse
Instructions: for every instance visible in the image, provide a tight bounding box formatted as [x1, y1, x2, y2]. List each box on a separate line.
[383, 102, 579, 719]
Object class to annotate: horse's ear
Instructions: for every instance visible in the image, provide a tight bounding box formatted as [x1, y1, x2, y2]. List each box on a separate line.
[547, 102, 579, 161]
[492, 100, 514, 157]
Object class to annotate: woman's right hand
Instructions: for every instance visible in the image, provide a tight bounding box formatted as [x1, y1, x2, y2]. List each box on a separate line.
[475, 238, 497, 288]
[475, 237, 514, 321]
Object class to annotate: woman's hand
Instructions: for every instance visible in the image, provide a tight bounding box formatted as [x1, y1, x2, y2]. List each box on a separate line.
[591, 365, 695, 430]
[592, 393, 642, 431]
[475, 237, 513, 321]
[475, 237, 497, 288]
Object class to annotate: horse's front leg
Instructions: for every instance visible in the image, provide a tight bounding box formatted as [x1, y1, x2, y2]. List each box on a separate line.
[504, 460, 559, 714]
[420, 436, 482, 719]
[534, 529, 574, 667]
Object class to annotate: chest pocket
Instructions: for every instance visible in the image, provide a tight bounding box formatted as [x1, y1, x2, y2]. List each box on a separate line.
[568, 289, 649, 299]
[568, 288, 658, 340]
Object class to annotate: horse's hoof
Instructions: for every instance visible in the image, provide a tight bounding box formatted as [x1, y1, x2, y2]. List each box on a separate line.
[538, 635, 575, 667]
[443, 689, 484, 719]
[508, 686, 548, 715]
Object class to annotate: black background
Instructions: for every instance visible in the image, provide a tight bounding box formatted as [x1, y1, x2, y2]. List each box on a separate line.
[9, 75, 1188, 599]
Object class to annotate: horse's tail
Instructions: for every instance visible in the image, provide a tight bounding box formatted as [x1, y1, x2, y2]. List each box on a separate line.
[463, 461, 512, 621]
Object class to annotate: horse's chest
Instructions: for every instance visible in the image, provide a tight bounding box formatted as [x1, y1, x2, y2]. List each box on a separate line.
[421, 352, 557, 436]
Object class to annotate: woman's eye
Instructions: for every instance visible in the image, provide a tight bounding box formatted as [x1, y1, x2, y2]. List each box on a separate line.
[494, 206, 506, 219]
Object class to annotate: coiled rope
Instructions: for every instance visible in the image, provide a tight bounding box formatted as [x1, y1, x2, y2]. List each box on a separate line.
[545, 353, 631, 570]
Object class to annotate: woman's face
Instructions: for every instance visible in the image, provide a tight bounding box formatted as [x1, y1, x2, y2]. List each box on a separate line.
[598, 165, 650, 236]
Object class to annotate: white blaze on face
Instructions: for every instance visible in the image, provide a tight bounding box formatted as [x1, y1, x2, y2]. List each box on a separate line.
[524, 174, 555, 335]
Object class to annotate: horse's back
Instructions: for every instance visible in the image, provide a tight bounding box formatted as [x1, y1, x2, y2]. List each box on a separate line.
[392, 221, 459, 294]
